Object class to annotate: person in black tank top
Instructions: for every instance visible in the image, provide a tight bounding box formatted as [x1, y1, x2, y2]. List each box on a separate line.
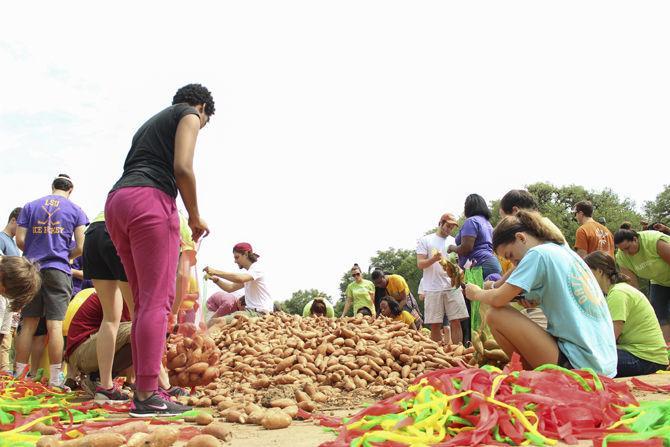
[104, 84, 215, 417]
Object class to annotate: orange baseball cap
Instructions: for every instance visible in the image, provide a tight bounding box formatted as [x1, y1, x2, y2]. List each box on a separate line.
[440, 213, 458, 226]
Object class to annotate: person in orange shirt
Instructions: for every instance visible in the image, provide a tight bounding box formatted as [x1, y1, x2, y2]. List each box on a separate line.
[573, 201, 614, 258]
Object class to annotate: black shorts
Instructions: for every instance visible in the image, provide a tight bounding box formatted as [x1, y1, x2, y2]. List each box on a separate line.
[22, 269, 72, 321]
[82, 221, 127, 282]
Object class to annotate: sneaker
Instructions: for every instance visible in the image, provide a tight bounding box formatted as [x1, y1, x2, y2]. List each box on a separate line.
[129, 392, 192, 417]
[95, 385, 129, 403]
[161, 386, 189, 398]
[64, 378, 80, 391]
[49, 371, 71, 392]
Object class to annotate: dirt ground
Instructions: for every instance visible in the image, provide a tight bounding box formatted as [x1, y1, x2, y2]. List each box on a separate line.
[186, 373, 670, 447]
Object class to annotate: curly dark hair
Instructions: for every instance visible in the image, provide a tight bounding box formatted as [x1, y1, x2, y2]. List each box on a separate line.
[172, 84, 215, 116]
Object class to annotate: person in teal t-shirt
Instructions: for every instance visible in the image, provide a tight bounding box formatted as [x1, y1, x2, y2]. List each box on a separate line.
[614, 227, 670, 342]
[341, 264, 375, 317]
[464, 211, 617, 377]
[585, 251, 668, 377]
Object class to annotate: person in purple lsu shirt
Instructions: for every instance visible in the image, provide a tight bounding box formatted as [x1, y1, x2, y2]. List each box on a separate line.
[15, 174, 88, 388]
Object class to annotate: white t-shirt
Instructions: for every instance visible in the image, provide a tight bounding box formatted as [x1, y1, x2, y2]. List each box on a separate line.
[243, 261, 273, 313]
[416, 233, 456, 292]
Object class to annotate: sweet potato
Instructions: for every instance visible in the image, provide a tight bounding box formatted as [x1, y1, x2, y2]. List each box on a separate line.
[167, 352, 188, 369]
[261, 409, 292, 429]
[187, 362, 210, 374]
[33, 422, 59, 435]
[195, 411, 214, 425]
[294, 390, 310, 403]
[186, 434, 220, 447]
[247, 409, 267, 424]
[282, 405, 299, 418]
[143, 427, 180, 447]
[202, 422, 233, 441]
[297, 400, 316, 412]
[36, 437, 60, 447]
[225, 410, 247, 424]
[126, 433, 150, 447]
[270, 398, 295, 408]
[59, 433, 126, 447]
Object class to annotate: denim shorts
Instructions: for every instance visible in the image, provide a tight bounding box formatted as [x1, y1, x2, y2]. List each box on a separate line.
[650, 284, 670, 325]
[616, 349, 667, 377]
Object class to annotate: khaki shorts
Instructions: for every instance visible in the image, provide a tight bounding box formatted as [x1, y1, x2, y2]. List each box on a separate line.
[522, 308, 548, 329]
[68, 321, 131, 374]
[424, 289, 469, 325]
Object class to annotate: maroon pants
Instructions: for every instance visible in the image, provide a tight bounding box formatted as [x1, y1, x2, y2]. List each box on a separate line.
[105, 187, 179, 392]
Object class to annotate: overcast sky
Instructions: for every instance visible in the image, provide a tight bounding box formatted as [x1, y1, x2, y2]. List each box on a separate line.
[1, 1, 668, 302]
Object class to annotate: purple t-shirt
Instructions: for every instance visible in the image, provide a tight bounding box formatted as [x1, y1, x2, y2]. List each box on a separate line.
[17, 195, 89, 274]
[455, 215, 495, 268]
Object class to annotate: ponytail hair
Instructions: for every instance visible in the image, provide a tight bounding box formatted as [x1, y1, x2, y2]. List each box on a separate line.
[351, 263, 362, 274]
[583, 251, 629, 284]
[613, 224, 638, 245]
[493, 210, 565, 251]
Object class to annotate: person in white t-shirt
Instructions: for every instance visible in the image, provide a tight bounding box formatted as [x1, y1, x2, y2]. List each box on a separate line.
[203, 242, 273, 314]
[416, 213, 469, 344]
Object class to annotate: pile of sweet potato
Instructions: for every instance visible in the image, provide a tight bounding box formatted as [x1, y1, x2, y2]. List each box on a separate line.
[165, 332, 221, 387]
[177, 313, 476, 410]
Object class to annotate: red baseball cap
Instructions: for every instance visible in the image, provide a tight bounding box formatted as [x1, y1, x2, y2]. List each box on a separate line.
[233, 242, 253, 253]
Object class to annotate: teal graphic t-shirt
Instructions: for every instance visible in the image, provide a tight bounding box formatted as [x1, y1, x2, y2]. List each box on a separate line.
[507, 243, 617, 377]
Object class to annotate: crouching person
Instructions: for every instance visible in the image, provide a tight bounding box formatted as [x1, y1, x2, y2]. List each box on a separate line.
[65, 291, 133, 401]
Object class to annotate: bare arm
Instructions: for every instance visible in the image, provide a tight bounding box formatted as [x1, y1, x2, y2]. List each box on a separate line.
[417, 252, 441, 270]
[612, 320, 624, 340]
[341, 296, 352, 318]
[204, 266, 253, 284]
[657, 240, 670, 267]
[211, 277, 244, 293]
[216, 271, 254, 284]
[448, 236, 475, 257]
[174, 114, 208, 242]
[396, 290, 408, 309]
[15, 227, 26, 251]
[69, 225, 85, 259]
[620, 267, 639, 289]
[464, 282, 523, 308]
[71, 268, 84, 280]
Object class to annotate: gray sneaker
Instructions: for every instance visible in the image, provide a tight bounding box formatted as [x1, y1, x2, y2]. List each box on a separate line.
[129, 391, 192, 417]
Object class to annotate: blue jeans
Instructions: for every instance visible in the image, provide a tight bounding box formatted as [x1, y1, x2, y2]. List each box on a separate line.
[616, 349, 667, 377]
[650, 284, 670, 325]
[480, 256, 502, 281]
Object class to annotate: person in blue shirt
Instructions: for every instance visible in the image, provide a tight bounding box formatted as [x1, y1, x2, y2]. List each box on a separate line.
[464, 210, 617, 377]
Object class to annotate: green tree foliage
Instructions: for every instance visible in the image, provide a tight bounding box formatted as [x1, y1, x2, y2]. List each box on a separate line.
[334, 248, 424, 317]
[282, 289, 332, 315]
[490, 182, 642, 247]
[644, 185, 670, 223]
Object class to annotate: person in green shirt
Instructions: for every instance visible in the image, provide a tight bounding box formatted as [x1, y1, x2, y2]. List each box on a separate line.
[302, 297, 335, 318]
[614, 226, 670, 342]
[341, 264, 375, 317]
[585, 251, 669, 376]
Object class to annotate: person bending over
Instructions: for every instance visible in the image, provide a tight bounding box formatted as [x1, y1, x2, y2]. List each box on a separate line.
[464, 211, 617, 376]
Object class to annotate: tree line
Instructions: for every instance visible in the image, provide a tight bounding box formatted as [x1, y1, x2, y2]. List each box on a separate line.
[277, 182, 670, 315]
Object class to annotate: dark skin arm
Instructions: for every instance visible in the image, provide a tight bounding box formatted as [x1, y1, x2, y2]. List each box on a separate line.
[174, 114, 209, 242]
[448, 236, 475, 257]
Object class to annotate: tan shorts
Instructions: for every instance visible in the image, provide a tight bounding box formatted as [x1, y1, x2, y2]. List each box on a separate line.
[68, 321, 132, 374]
[424, 289, 469, 325]
[522, 307, 548, 329]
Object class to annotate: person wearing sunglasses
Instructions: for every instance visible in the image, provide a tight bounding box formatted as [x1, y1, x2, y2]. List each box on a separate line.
[341, 264, 375, 317]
